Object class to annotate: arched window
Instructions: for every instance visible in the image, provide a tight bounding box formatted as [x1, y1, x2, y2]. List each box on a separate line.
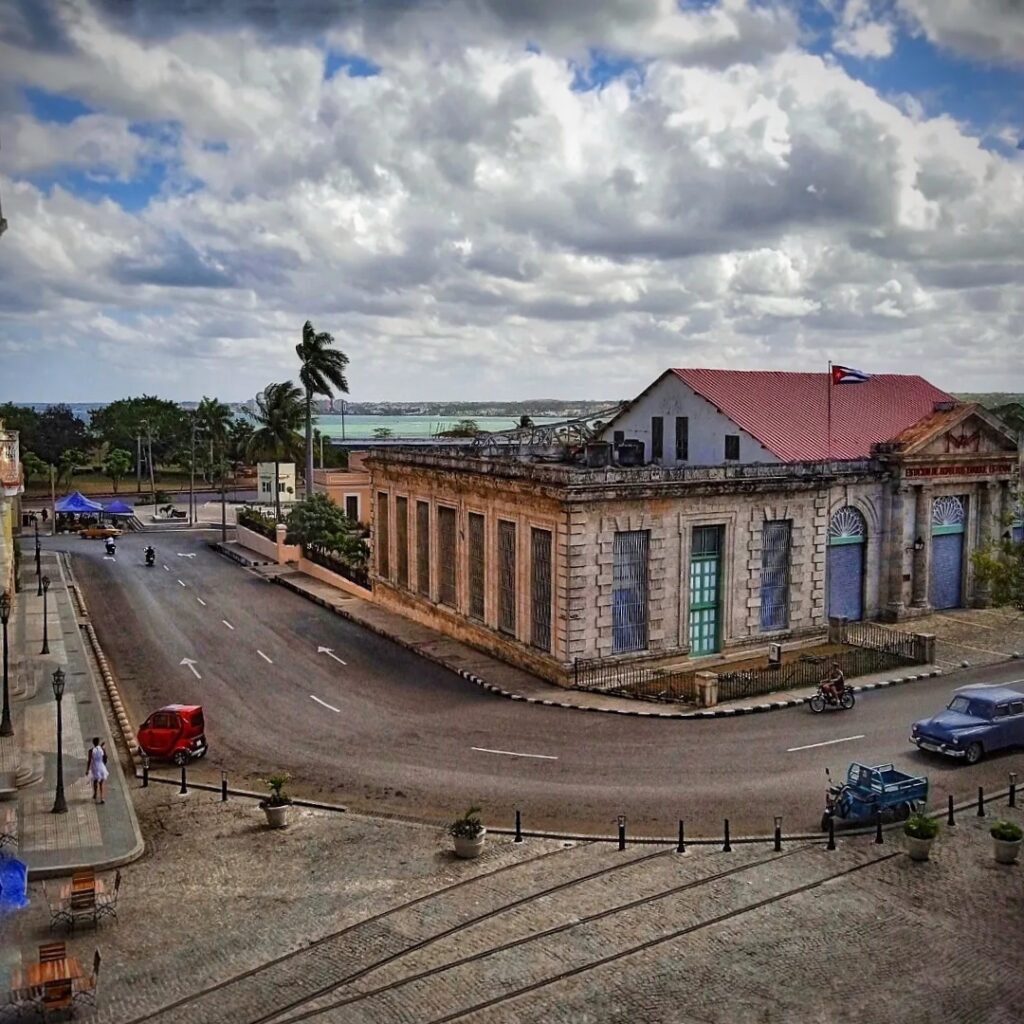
[828, 506, 866, 544]
[827, 506, 866, 621]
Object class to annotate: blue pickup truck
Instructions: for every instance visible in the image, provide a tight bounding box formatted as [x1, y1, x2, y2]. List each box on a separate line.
[911, 685, 1024, 764]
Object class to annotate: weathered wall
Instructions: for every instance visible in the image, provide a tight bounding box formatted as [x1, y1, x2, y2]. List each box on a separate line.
[298, 556, 373, 600]
[236, 523, 301, 565]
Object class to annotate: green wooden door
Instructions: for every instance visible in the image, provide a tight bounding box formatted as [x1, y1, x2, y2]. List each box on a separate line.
[689, 526, 723, 655]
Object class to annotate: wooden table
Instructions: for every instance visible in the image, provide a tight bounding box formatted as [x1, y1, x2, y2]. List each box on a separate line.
[59, 877, 105, 901]
[10, 956, 84, 996]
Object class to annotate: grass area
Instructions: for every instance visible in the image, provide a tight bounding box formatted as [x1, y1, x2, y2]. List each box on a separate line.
[24, 470, 198, 496]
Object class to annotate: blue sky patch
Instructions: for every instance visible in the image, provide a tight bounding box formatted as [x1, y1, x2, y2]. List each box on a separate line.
[324, 50, 380, 80]
[23, 86, 93, 123]
[26, 161, 169, 212]
[571, 49, 646, 92]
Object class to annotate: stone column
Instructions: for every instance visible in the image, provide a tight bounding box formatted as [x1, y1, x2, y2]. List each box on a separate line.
[911, 484, 932, 607]
[885, 483, 908, 619]
[973, 482, 998, 607]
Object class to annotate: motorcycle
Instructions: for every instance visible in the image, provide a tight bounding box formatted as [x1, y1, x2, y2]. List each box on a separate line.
[808, 684, 855, 713]
[144, 547, 155, 567]
[105, 539, 117, 557]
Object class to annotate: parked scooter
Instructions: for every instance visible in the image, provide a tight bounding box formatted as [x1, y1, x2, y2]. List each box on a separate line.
[809, 684, 855, 713]
[144, 546, 155, 567]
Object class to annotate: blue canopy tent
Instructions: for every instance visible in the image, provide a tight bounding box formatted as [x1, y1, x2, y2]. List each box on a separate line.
[0, 856, 29, 912]
[104, 499, 135, 516]
[54, 491, 104, 514]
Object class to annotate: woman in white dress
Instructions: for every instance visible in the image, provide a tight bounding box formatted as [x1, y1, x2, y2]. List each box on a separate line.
[86, 737, 109, 803]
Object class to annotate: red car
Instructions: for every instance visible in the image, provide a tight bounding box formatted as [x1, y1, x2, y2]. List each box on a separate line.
[137, 705, 208, 765]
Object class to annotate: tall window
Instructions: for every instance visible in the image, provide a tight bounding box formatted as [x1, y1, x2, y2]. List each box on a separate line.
[612, 530, 649, 653]
[468, 512, 485, 621]
[437, 506, 457, 607]
[416, 501, 430, 597]
[376, 491, 390, 579]
[651, 416, 664, 460]
[395, 497, 409, 588]
[760, 520, 792, 632]
[675, 417, 689, 461]
[530, 527, 552, 652]
[345, 495, 359, 522]
[725, 435, 740, 461]
[498, 520, 517, 635]
[613, 430, 625, 446]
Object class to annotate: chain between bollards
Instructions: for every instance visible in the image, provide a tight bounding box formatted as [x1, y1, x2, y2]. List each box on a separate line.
[947, 793, 955, 826]
[722, 818, 731, 853]
[179, 763, 188, 795]
[617, 815, 626, 851]
[977, 786, 985, 817]
[514, 809, 523, 843]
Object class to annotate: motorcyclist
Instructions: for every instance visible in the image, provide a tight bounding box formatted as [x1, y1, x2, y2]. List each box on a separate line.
[145, 545, 155, 565]
[820, 662, 846, 703]
[105, 537, 116, 556]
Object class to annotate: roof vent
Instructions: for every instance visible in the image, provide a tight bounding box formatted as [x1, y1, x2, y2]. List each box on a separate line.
[933, 400, 958, 412]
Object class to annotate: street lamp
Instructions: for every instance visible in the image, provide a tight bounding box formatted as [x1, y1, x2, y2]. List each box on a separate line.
[51, 666, 67, 814]
[34, 516, 42, 595]
[0, 591, 12, 737]
[40, 575, 50, 655]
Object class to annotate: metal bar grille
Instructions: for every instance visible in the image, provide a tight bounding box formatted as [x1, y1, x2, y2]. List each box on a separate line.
[468, 512, 485, 620]
[416, 501, 430, 597]
[530, 527, 552, 652]
[498, 520, 517, 635]
[395, 497, 409, 588]
[376, 491, 390, 579]
[573, 658, 698, 700]
[612, 530, 649, 653]
[437, 505, 457, 607]
[759, 520, 791, 632]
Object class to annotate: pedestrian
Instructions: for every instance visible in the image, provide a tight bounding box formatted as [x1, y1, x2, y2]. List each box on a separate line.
[41, 507, 48, 522]
[86, 737, 109, 803]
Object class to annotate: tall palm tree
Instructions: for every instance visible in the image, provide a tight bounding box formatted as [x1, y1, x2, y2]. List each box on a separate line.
[246, 382, 304, 522]
[296, 321, 349, 498]
[196, 396, 232, 484]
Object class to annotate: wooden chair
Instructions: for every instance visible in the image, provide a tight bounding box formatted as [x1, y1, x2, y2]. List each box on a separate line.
[97, 869, 121, 923]
[0, 807, 16, 850]
[43, 883, 71, 932]
[73, 950, 102, 1009]
[71, 868, 96, 891]
[38, 942, 67, 963]
[40, 979, 73, 1020]
[69, 889, 98, 931]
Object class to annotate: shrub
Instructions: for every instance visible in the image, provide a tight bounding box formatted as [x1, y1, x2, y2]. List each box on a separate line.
[904, 813, 939, 840]
[448, 806, 484, 840]
[990, 820, 1023, 842]
[260, 772, 292, 808]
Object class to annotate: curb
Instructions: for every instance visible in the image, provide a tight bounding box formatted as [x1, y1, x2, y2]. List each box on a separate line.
[211, 541, 274, 568]
[259, 561, 946, 721]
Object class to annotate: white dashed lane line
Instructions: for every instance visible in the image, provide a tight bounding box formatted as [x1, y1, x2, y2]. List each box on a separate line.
[310, 695, 340, 712]
[257, 650, 273, 664]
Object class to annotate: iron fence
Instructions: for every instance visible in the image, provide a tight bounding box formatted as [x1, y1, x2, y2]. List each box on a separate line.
[574, 658, 700, 702]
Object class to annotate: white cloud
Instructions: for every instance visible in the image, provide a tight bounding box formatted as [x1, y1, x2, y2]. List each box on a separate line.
[897, 0, 1024, 65]
[0, 113, 147, 176]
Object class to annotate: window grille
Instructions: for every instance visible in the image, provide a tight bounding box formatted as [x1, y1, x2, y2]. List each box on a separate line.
[612, 530, 649, 653]
[345, 495, 359, 522]
[376, 491, 390, 579]
[725, 435, 740, 461]
[396, 497, 409, 588]
[498, 520, 517, 635]
[530, 527, 552, 652]
[760, 520, 791, 632]
[416, 501, 430, 597]
[651, 417, 664, 460]
[675, 417, 689, 461]
[468, 512, 485, 620]
[437, 505, 457, 607]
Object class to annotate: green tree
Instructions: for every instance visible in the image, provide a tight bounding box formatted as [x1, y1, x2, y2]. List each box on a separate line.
[89, 396, 188, 470]
[437, 418, 480, 438]
[246, 382, 304, 522]
[20, 450, 50, 490]
[36, 405, 89, 465]
[57, 449, 86, 490]
[196, 396, 232, 483]
[226, 418, 255, 481]
[371, 426, 394, 439]
[285, 493, 368, 569]
[972, 535, 1024, 610]
[103, 448, 133, 493]
[0, 403, 41, 454]
[296, 321, 349, 499]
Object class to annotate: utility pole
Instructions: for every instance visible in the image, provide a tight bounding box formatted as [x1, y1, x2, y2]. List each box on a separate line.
[136, 433, 142, 495]
[220, 451, 227, 543]
[189, 416, 197, 526]
[49, 464, 55, 536]
[145, 423, 156, 507]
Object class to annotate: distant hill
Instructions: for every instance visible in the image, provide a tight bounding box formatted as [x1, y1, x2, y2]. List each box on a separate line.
[955, 393, 1024, 409]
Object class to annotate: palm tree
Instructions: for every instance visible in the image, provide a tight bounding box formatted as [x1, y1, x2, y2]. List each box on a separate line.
[196, 396, 232, 484]
[246, 382, 304, 522]
[296, 321, 349, 498]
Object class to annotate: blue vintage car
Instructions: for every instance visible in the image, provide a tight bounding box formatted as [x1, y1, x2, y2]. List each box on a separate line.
[911, 685, 1024, 764]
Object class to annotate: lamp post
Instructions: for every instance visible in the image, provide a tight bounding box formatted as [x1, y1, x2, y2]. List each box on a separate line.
[0, 591, 12, 737]
[40, 575, 50, 655]
[51, 666, 67, 814]
[35, 517, 42, 596]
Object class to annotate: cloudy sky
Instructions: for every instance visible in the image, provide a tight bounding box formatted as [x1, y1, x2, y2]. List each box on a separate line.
[1, 0, 1022, 404]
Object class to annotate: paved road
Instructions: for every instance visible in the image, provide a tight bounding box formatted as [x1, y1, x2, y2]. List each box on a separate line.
[63, 531, 1024, 836]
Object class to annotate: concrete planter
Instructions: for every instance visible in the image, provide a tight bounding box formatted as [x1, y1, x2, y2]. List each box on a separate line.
[261, 803, 290, 829]
[453, 828, 486, 859]
[993, 837, 1021, 865]
[905, 835, 934, 862]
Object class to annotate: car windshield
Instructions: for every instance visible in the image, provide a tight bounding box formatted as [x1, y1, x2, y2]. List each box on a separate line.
[947, 696, 990, 719]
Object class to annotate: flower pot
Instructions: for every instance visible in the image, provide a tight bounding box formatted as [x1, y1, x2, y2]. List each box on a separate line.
[262, 803, 290, 829]
[905, 835, 934, 862]
[453, 828, 486, 859]
[993, 837, 1021, 865]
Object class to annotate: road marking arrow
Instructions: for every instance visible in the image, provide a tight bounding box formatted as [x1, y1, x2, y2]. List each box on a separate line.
[317, 646, 347, 666]
[180, 658, 201, 680]
[310, 695, 341, 713]
[257, 650, 273, 664]
[177, 553, 197, 558]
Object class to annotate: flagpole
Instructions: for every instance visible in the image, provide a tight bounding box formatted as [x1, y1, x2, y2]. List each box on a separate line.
[826, 361, 832, 464]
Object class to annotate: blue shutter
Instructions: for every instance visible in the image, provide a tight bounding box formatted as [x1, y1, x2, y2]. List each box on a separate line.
[827, 543, 864, 621]
[930, 533, 963, 610]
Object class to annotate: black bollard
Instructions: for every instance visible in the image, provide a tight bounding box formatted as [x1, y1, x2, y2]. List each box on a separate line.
[179, 763, 188, 795]
[1010, 773, 1017, 809]
[141, 759, 149, 788]
[773, 815, 782, 853]
[977, 786, 985, 817]
[874, 810, 883, 844]
[722, 818, 732, 853]
[827, 816, 836, 851]
[617, 815, 626, 851]
[677, 819, 685, 854]
[947, 794, 955, 826]
[221, 771, 228, 802]
[514, 809, 523, 843]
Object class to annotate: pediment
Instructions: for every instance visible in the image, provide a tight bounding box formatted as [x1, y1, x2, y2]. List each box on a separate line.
[919, 414, 1017, 456]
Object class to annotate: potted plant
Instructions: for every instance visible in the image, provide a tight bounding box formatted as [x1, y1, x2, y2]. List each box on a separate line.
[903, 812, 939, 861]
[448, 806, 486, 859]
[259, 772, 292, 828]
[990, 820, 1023, 865]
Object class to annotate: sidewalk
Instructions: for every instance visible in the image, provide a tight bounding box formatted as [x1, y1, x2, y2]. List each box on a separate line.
[215, 542, 940, 720]
[0, 550, 143, 877]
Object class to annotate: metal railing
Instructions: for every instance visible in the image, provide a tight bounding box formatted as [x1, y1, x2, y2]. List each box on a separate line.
[573, 658, 699, 702]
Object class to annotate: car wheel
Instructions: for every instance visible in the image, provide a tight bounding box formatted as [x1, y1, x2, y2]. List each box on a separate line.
[809, 694, 825, 714]
[840, 691, 855, 710]
[894, 802, 911, 821]
[172, 750, 189, 766]
[964, 742, 983, 765]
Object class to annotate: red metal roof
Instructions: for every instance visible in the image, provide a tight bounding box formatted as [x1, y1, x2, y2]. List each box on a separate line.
[671, 369, 956, 461]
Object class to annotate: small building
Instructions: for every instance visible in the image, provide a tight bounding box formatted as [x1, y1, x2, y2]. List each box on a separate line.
[365, 370, 1019, 687]
[312, 451, 371, 524]
[257, 462, 297, 505]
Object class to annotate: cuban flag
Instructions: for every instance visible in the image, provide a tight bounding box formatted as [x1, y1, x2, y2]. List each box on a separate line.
[831, 364, 871, 385]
